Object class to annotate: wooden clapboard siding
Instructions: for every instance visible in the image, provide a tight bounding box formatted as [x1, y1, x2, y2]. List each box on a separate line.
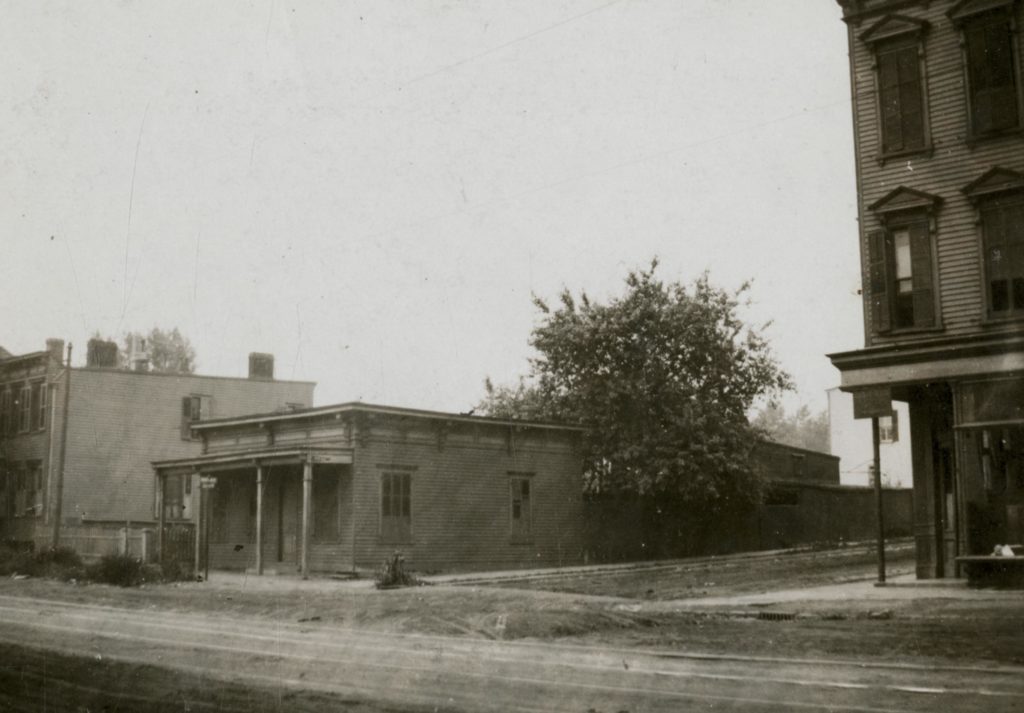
[846, 0, 1024, 343]
[60, 369, 313, 529]
[348, 419, 584, 573]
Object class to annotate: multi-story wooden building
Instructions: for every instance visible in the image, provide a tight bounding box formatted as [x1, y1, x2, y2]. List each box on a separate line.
[830, 0, 1024, 577]
[0, 338, 314, 554]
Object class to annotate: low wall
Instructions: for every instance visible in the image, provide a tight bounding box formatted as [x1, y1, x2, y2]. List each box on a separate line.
[44, 523, 156, 562]
[584, 485, 913, 563]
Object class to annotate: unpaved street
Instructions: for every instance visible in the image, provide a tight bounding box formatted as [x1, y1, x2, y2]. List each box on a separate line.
[1, 593, 1022, 712]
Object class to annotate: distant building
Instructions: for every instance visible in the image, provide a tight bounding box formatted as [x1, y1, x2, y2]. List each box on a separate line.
[827, 387, 912, 488]
[829, 0, 1024, 578]
[152, 403, 586, 576]
[0, 338, 314, 554]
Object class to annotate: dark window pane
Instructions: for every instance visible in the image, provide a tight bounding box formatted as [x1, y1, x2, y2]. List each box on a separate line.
[992, 280, 1010, 311]
[1014, 279, 1024, 310]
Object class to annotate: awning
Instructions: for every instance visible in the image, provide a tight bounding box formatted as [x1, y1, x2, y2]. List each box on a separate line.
[152, 447, 353, 476]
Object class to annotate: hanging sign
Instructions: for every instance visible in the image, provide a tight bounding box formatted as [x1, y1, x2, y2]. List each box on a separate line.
[853, 387, 892, 420]
[199, 476, 218, 489]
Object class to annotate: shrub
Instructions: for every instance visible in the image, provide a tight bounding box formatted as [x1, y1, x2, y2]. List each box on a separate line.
[0, 544, 84, 580]
[87, 554, 148, 587]
[374, 551, 422, 589]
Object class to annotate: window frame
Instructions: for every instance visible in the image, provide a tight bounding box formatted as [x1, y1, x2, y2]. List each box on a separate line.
[949, 0, 1024, 142]
[878, 410, 900, 443]
[17, 383, 31, 434]
[378, 469, 413, 544]
[979, 192, 1024, 319]
[867, 214, 940, 334]
[180, 394, 211, 441]
[508, 473, 534, 543]
[860, 13, 933, 162]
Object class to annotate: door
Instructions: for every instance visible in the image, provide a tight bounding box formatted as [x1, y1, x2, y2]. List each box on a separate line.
[936, 445, 957, 577]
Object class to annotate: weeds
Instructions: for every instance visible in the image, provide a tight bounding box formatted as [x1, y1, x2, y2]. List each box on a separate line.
[375, 551, 424, 589]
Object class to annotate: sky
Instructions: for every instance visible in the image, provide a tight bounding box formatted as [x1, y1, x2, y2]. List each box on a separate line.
[1, 0, 862, 416]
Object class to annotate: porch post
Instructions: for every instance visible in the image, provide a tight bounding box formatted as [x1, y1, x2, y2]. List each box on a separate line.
[194, 472, 202, 577]
[255, 463, 264, 576]
[156, 471, 165, 564]
[301, 460, 312, 579]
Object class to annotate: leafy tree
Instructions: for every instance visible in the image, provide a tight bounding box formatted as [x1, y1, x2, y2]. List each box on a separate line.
[478, 260, 791, 509]
[750, 404, 830, 453]
[121, 327, 196, 374]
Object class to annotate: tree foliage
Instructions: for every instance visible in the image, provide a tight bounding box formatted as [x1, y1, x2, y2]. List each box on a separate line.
[122, 327, 197, 374]
[478, 261, 791, 507]
[750, 404, 830, 453]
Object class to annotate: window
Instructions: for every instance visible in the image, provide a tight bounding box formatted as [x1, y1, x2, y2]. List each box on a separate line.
[161, 474, 192, 520]
[868, 219, 936, 331]
[950, 0, 1022, 138]
[860, 14, 931, 159]
[982, 195, 1024, 317]
[18, 384, 31, 433]
[964, 12, 1020, 136]
[380, 471, 411, 543]
[877, 40, 927, 154]
[180, 395, 210, 440]
[13, 464, 40, 517]
[509, 475, 533, 541]
[879, 411, 900, 443]
[0, 388, 8, 436]
[30, 381, 46, 431]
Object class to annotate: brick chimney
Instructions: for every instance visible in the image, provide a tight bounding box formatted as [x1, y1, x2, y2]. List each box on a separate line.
[86, 338, 119, 368]
[248, 352, 274, 380]
[46, 338, 65, 364]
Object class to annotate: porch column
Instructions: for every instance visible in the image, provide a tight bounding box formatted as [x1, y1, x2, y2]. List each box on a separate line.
[156, 471, 165, 564]
[194, 472, 203, 576]
[301, 460, 312, 579]
[255, 464, 264, 576]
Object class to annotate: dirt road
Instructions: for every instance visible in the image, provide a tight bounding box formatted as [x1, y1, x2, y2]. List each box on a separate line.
[1, 593, 1022, 712]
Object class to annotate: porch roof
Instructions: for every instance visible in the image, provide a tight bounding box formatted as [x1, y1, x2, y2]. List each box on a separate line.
[827, 332, 1024, 391]
[152, 446, 353, 475]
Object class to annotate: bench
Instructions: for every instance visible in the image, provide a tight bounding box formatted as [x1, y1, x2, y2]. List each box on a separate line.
[956, 546, 1024, 588]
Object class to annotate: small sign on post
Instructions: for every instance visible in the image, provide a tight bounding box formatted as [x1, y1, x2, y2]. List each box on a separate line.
[851, 386, 892, 586]
[853, 387, 893, 420]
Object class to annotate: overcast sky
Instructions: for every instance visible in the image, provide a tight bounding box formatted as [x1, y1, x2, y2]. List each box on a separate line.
[1, 0, 861, 415]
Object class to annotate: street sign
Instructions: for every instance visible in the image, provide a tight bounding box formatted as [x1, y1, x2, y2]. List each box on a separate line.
[853, 387, 892, 420]
[199, 475, 218, 489]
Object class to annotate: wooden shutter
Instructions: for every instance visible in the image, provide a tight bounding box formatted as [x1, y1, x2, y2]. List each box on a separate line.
[909, 222, 935, 327]
[867, 230, 891, 333]
[890, 410, 899, 442]
[879, 51, 903, 151]
[897, 48, 924, 149]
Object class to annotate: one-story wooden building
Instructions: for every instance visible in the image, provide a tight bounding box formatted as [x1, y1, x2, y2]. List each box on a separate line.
[152, 402, 586, 576]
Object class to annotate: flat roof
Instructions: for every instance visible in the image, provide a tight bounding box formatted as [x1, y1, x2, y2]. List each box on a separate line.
[72, 366, 315, 386]
[191, 400, 586, 433]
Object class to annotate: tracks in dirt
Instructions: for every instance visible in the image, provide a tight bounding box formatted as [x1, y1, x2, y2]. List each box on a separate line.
[0, 593, 1021, 712]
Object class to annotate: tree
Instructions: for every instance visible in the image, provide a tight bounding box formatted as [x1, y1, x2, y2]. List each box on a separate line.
[478, 260, 791, 509]
[750, 404, 830, 453]
[122, 327, 196, 374]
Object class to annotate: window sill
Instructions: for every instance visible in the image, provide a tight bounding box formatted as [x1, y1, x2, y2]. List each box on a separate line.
[876, 145, 933, 166]
[981, 314, 1024, 328]
[874, 324, 946, 339]
[965, 126, 1023, 148]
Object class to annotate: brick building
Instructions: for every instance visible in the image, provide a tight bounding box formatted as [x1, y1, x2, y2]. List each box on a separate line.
[0, 338, 314, 554]
[829, 0, 1024, 577]
[152, 403, 586, 576]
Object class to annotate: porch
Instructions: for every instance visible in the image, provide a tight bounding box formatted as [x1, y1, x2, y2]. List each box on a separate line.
[153, 447, 354, 579]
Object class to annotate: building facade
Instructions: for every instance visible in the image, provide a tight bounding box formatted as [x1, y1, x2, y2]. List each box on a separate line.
[0, 338, 314, 554]
[830, 0, 1024, 577]
[152, 403, 586, 576]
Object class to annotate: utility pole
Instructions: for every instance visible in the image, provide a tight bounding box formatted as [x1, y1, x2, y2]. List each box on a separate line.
[52, 343, 72, 548]
[871, 417, 886, 585]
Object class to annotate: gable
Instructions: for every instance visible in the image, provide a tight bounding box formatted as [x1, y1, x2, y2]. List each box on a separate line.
[868, 185, 943, 216]
[962, 166, 1024, 202]
[859, 13, 930, 44]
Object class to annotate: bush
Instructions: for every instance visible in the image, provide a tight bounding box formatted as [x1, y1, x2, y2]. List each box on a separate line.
[0, 544, 84, 580]
[87, 554, 148, 587]
[374, 551, 422, 589]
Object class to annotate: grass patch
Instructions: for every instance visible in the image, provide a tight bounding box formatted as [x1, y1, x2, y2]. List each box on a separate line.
[0, 543, 192, 587]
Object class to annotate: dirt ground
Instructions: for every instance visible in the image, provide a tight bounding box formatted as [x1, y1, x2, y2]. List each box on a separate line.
[0, 643, 459, 713]
[1, 543, 1022, 668]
